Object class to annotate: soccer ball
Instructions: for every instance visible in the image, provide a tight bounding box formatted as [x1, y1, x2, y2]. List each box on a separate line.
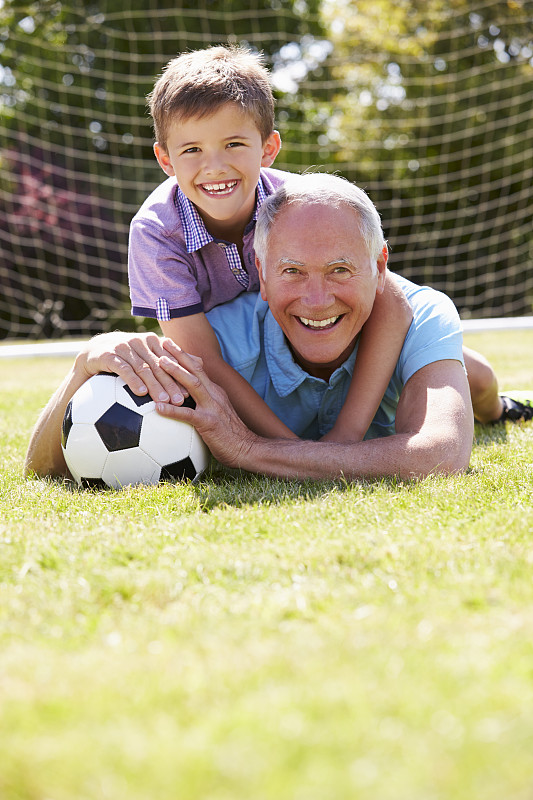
[61, 373, 210, 489]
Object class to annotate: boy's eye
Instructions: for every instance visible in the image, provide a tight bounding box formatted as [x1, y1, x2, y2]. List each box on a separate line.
[227, 141, 244, 148]
[182, 146, 200, 154]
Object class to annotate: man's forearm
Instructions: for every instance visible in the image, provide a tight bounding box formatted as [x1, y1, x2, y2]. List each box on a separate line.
[235, 428, 468, 481]
[236, 363, 473, 481]
[156, 352, 474, 482]
[24, 359, 88, 478]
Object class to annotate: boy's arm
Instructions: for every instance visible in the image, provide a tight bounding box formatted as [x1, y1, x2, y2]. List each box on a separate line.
[160, 314, 298, 439]
[321, 272, 413, 442]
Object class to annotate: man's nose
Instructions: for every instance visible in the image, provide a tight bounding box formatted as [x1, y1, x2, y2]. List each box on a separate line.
[301, 276, 335, 308]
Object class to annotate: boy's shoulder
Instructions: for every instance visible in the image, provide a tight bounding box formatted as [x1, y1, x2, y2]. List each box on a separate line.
[131, 176, 181, 234]
[260, 167, 294, 195]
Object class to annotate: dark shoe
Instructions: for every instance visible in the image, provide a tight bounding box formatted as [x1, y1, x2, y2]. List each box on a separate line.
[496, 392, 533, 423]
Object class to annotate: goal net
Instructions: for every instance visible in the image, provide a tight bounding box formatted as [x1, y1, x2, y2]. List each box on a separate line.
[1, 0, 532, 340]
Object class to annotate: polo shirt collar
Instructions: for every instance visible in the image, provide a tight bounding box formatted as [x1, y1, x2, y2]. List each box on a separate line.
[263, 310, 357, 398]
[253, 175, 268, 220]
[174, 185, 213, 253]
[175, 176, 268, 254]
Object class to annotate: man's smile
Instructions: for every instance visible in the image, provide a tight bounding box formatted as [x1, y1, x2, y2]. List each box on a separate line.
[297, 315, 342, 330]
[200, 180, 238, 196]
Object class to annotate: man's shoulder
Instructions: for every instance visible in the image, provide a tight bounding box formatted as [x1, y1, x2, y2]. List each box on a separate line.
[392, 273, 464, 384]
[394, 274, 459, 317]
[393, 274, 462, 340]
[207, 291, 267, 329]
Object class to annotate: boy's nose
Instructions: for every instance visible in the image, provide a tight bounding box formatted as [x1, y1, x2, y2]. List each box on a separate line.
[203, 152, 227, 176]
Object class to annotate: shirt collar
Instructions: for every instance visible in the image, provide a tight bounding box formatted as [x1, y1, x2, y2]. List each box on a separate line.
[174, 185, 213, 253]
[253, 175, 268, 220]
[263, 310, 357, 398]
[174, 175, 268, 254]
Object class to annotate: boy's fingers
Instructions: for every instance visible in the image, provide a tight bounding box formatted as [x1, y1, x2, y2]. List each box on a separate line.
[111, 340, 173, 402]
[85, 333, 187, 404]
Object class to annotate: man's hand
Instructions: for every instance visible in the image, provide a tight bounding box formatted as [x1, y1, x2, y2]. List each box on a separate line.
[77, 331, 187, 404]
[156, 346, 259, 469]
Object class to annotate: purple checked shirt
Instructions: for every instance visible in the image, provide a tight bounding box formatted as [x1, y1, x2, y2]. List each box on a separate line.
[128, 167, 290, 321]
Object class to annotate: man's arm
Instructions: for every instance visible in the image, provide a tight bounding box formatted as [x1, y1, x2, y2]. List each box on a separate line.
[24, 332, 187, 479]
[157, 350, 474, 480]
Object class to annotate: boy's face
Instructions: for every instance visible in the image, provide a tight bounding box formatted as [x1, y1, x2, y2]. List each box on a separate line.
[154, 103, 281, 241]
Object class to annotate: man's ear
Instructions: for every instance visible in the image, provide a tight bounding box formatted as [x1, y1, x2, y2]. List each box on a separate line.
[153, 143, 175, 177]
[255, 255, 268, 300]
[375, 244, 389, 295]
[261, 131, 282, 168]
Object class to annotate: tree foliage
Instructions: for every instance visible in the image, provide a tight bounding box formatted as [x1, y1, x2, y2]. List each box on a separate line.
[0, 0, 532, 336]
[0, 0, 327, 336]
[318, 0, 533, 312]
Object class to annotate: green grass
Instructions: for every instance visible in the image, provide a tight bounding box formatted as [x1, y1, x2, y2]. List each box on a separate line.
[1, 331, 533, 800]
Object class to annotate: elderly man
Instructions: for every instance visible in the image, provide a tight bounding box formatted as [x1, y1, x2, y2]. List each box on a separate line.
[25, 173, 474, 481]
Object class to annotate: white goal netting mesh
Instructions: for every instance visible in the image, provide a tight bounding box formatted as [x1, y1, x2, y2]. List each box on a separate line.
[1, 0, 532, 339]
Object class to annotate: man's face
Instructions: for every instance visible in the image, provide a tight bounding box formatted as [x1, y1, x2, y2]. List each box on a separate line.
[257, 202, 387, 380]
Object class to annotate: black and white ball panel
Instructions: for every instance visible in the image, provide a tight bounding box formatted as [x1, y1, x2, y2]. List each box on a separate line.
[61, 374, 209, 489]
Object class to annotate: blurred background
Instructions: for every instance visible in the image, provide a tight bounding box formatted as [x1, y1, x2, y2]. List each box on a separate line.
[1, 0, 532, 340]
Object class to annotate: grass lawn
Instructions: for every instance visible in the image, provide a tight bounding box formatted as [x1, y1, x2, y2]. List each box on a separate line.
[1, 330, 533, 800]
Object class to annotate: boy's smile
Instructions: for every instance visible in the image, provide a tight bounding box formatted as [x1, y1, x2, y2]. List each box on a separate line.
[200, 180, 238, 196]
[154, 103, 281, 242]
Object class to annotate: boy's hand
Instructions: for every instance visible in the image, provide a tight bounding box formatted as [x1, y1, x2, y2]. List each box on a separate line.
[76, 331, 188, 405]
[319, 421, 364, 444]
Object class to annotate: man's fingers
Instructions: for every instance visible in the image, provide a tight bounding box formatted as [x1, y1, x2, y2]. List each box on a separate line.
[155, 364, 256, 471]
[160, 345, 205, 376]
[158, 353, 208, 400]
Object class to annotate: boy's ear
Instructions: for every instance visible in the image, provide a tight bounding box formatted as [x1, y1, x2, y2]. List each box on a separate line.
[261, 131, 282, 168]
[154, 143, 175, 177]
[255, 255, 268, 300]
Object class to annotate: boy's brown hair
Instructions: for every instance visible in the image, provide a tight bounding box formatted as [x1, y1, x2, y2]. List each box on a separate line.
[147, 45, 275, 151]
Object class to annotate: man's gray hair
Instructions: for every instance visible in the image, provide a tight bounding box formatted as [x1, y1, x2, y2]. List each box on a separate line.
[254, 172, 386, 272]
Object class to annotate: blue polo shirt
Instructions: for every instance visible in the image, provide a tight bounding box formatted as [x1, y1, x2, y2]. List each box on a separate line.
[206, 274, 464, 440]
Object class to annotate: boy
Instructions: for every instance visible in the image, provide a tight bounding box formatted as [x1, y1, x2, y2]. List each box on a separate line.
[128, 46, 532, 436]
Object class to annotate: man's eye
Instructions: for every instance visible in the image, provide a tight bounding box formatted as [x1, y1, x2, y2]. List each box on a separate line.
[283, 267, 300, 275]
